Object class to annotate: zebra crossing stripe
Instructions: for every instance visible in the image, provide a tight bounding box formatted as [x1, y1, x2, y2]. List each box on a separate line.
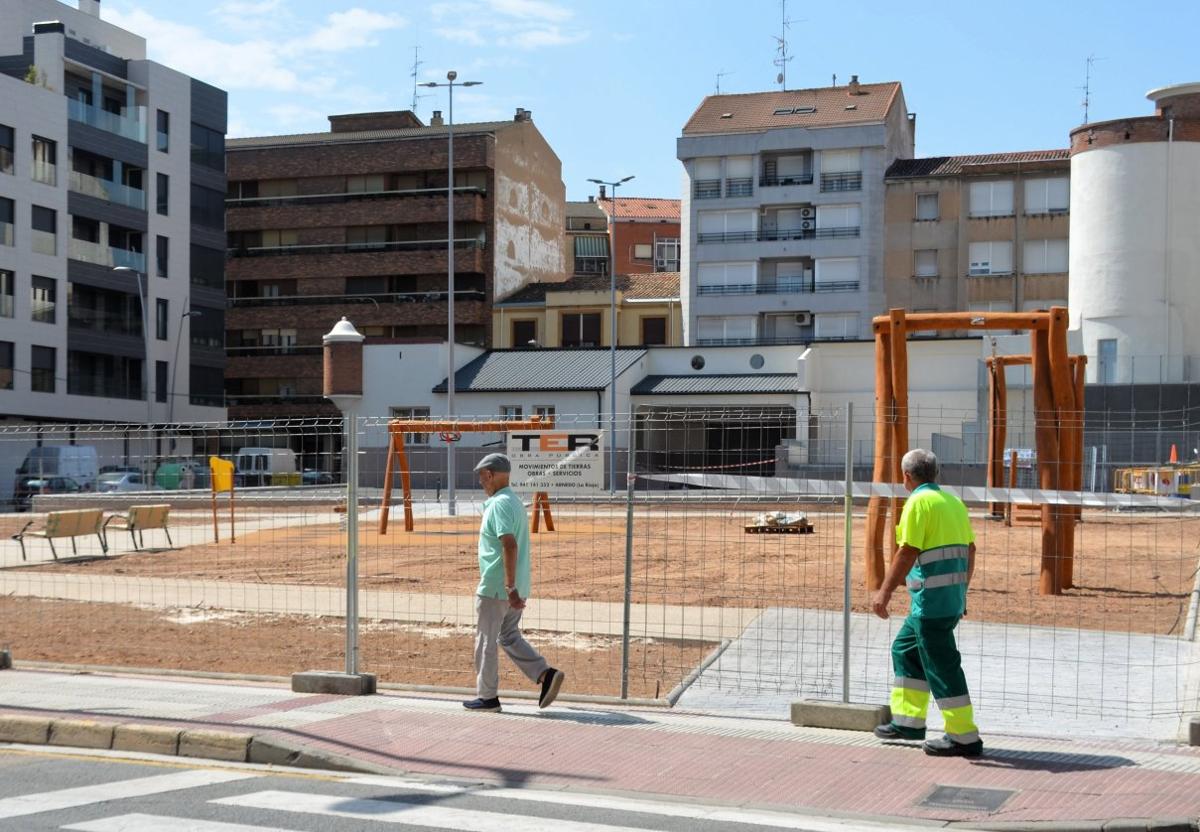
[213, 789, 653, 831]
[66, 813, 288, 831]
[0, 770, 255, 820]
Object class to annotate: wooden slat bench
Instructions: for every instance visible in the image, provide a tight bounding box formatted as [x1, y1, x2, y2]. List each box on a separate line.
[103, 504, 173, 551]
[12, 508, 107, 561]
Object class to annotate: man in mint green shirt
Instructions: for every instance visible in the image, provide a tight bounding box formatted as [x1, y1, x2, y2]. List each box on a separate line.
[463, 453, 565, 713]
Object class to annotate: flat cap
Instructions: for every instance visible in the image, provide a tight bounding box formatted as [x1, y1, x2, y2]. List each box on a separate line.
[473, 453, 511, 473]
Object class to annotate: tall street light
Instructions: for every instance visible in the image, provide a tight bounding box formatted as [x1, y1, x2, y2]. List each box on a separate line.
[112, 265, 153, 427]
[587, 175, 634, 493]
[421, 70, 481, 517]
[168, 307, 201, 450]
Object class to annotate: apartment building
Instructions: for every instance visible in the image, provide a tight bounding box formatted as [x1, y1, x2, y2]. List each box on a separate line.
[566, 197, 608, 276]
[677, 77, 914, 346]
[884, 151, 1070, 323]
[597, 194, 681, 275]
[0, 0, 227, 425]
[224, 108, 567, 420]
[492, 271, 682, 348]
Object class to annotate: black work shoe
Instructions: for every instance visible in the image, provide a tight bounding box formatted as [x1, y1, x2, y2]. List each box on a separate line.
[463, 697, 502, 712]
[538, 667, 565, 709]
[923, 734, 983, 757]
[874, 722, 926, 741]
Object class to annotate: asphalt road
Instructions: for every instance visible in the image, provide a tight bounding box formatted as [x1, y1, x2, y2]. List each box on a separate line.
[0, 745, 919, 832]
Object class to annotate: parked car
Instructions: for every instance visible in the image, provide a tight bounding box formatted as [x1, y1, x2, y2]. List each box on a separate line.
[99, 465, 142, 476]
[13, 476, 81, 511]
[97, 471, 149, 493]
[236, 447, 299, 487]
[302, 469, 334, 485]
[15, 446, 98, 493]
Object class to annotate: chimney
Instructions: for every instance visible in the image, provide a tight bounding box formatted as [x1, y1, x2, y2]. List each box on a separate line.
[847, 75, 862, 96]
[514, 107, 532, 122]
[587, 195, 594, 203]
[599, 185, 607, 200]
[430, 110, 444, 127]
[78, 0, 100, 16]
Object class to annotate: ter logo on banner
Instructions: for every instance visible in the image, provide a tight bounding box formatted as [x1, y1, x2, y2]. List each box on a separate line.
[507, 430, 604, 494]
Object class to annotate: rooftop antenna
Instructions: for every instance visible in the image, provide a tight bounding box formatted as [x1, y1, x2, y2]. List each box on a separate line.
[1079, 54, 1105, 124]
[715, 68, 732, 95]
[772, 0, 792, 90]
[410, 45, 429, 114]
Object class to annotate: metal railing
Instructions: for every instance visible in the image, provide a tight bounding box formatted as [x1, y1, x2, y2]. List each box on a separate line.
[759, 174, 813, 187]
[31, 161, 56, 186]
[229, 238, 485, 258]
[228, 289, 487, 309]
[819, 171, 862, 192]
[69, 170, 147, 210]
[227, 344, 321, 357]
[693, 179, 721, 199]
[226, 185, 486, 208]
[725, 177, 753, 197]
[67, 98, 147, 143]
[696, 280, 860, 296]
[697, 226, 861, 244]
[68, 238, 146, 272]
[68, 309, 141, 338]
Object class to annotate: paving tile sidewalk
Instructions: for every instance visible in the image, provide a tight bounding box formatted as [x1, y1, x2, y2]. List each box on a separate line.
[1, 668, 1198, 827]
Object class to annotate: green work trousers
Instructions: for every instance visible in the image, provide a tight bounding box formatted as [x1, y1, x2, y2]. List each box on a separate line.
[888, 615, 980, 744]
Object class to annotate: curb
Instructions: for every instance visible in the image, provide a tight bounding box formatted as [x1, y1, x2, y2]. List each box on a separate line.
[953, 819, 1198, 831]
[0, 714, 395, 776]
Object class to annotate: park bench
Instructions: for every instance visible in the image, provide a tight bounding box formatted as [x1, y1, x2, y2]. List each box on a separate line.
[103, 504, 173, 551]
[11, 508, 107, 561]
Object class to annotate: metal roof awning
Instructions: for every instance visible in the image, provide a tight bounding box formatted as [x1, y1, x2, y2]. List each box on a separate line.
[574, 236, 609, 258]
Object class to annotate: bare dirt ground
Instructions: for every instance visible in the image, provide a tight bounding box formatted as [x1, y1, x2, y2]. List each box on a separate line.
[20, 502, 1198, 636]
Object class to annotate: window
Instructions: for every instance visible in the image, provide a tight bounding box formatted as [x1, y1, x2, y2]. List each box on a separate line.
[693, 158, 721, 198]
[346, 226, 388, 248]
[1024, 239, 1068, 274]
[156, 109, 169, 152]
[0, 196, 12, 246]
[968, 241, 1013, 275]
[31, 345, 55, 393]
[346, 174, 385, 193]
[31, 276, 55, 323]
[967, 300, 1016, 313]
[696, 316, 755, 344]
[698, 210, 755, 241]
[914, 249, 939, 278]
[820, 148, 861, 174]
[815, 203, 861, 230]
[697, 262, 755, 293]
[67, 351, 144, 400]
[1097, 338, 1117, 384]
[511, 319, 537, 347]
[156, 236, 169, 278]
[1021, 298, 1067, 312]
[0, 269, 11, 317]
[633, 243, 653, 260]
[814, 312, 859, 341]
[31, 136, 55, 185]
[190, 184, 225, 230]
[969, 180, 1014, 217]
[814, 257, 859, 288]
[31, 205, 56, 255]
[389, 406, 431, 444]
[725, 156, 753, 195]
[0, 124, 12, 175]
[916, 193, 939, 221]
[156, 173, 169, 215]
[534, 405, 555, 421]
[155, 360, 168, 402]
[500, 405, 523, 420]
[641, 316, 667, 345]
[190, 244, 224, 288]
[561, 312, 601, 348]
[260, 328, 296, 353]
[0, 341, 12, 389]
[654, 237, 679, 271]
[1025, 177, 1069, 214]
[156, 298, 169, 340]
[190, 123, 225, 171]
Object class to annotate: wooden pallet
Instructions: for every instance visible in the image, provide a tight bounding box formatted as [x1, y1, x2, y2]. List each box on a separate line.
[744, 522, 814, 535]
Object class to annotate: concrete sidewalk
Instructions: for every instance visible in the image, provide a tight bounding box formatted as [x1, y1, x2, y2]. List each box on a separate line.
[0, 667, 1197, 829]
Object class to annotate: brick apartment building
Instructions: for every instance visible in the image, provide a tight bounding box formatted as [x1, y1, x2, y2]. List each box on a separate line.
[598, 194, 680, 275]
[224, 108, 566, 421]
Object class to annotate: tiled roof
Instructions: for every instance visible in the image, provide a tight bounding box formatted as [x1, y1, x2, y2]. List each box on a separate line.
[886, 150, 1070, 178]
[598, 197, 681, 221]
[631, 374, 799, 395]
[227, 120, 518, 150]
[497, 272, 681, 306]
[433, 349, 646, 393]
[682, 82, 902, 136]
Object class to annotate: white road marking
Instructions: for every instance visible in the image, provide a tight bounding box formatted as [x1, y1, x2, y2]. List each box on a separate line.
[0, 770, 255, 820]
[66, 813, 289, 832]
[213, 789, 654, 831]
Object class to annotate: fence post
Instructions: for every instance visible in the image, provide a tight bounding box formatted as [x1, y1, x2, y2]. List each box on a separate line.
[842, 402, 853, 703]
[620, 428, 636, 700]
[345, 410, 360, 676]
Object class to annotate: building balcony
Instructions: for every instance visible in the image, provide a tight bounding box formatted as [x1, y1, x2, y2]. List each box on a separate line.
[696, 280, 860, 297]
[69, 238, 146, 272]
[693, 179, 721, 199]
[725, 177, 753, 197]
[228, 237, 484, 259]
[759, 174, 813, 187]
[68, 308, 141, 338]
[228, 289, 487, 310]
[226, 296, 487, 330]
[226, 190, 485, 232]
[226, 242, 485, 281]
[67, 98, 147, 144]
[697, 226, 861, 244]
[32, 230, 56, 256]
[69, 170, 147, 210]
[226, 344, 322, 358]
[32, 161, 56, 186]
[226, 184, 485, 210]
[819, 172, 862, 192]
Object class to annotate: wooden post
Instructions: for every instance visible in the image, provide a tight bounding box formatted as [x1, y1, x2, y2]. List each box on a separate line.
[1031, 327, 1062, 595]
[396, 433, 414, 533]
[531, 491, 555, 533]
[1063, 355, 1087, 589]
[1006, 448, 1017, 527]
[379, 433, 395, 535]
[229, 478, 236, 543]
[987, 359, 1009, 518]
[888, 310, 909, 560]
[866, 324, 893, 590]
[1048, 308, 1075, 591]
[211, 488, 219, 543]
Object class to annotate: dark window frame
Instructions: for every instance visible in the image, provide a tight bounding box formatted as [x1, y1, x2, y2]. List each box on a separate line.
[31, 275, 56, 324]
[156, 172, 169, 215]
[641, 316, 668, 346]
[156, 235, 169, 278]
[511, 319, 537, 347]
[155, 297, 169, 340]
[30, 345, 55, 393]
[561, 312, 602, 348]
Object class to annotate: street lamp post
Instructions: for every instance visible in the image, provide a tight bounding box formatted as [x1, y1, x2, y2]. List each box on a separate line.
[421, 70, 482, 517]
[587, 175, 634, 493]
[168, 308, 201, 450]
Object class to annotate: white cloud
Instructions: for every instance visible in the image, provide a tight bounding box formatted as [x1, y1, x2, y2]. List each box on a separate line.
[435, 26, 486, 47]
[265, 104, 327, 129]
[487, 0, 571, 23]
[432, 0, 586, 51]
[212, 0, 285, 32]
[284, 9, 406, 55]
[507, 26, 584, 49]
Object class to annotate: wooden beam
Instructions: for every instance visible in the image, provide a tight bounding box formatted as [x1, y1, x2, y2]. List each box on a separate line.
[379, 433, 395, 535]
[1048, 307, 1076, 591]
[888, 309, 909, 560]
[1031, 327, 1062, 595]
[1006, 448, 1017, 527]
[988, 360, 1008, 517]
[872, 312, 1050, 333]
[866, 328, 893, 591]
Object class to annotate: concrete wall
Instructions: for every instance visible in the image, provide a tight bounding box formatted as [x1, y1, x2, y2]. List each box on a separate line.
[2, 0, 145, 62]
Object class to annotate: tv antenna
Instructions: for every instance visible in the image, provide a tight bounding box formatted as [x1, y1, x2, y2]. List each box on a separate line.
[772, 0, 804, 90]
[410, 45, 430, 114]
[715, 68, 732, 95]
[1079, 54, 1105, 124]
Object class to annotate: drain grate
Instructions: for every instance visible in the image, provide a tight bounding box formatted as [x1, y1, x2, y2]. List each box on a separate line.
[920, 785, 1015, 812]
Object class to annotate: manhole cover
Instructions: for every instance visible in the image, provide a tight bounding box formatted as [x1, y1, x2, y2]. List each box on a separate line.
[920, 785, 1015, 812]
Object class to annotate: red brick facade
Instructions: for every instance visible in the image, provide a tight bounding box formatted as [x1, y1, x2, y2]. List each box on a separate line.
[611, 220, 682, 275]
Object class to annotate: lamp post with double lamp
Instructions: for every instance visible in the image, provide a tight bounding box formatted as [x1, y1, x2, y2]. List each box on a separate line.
[167, 308, 201, 450]
[420, 70, 481, 517]
[112, 266, 153, 429]
[587, 175, 634, 493]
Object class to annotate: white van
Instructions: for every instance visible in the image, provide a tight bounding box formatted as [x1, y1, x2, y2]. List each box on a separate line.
[13, 445, 99, 507]
[235, 447, 299, 487]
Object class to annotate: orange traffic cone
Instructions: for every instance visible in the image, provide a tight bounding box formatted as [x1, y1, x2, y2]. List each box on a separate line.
[1169, 444, 1179, 464]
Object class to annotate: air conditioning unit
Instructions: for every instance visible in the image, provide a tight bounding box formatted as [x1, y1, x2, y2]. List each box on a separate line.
[800, 219, 815, 230]
[795, 312, 813, 326]
[800, 207, 815, 218]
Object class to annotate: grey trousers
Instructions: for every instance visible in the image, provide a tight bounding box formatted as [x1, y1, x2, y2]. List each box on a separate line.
[475, 595, 549, 698]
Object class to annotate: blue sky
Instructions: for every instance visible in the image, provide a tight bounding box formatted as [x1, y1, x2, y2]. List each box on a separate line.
[105, 0, 1200, 202]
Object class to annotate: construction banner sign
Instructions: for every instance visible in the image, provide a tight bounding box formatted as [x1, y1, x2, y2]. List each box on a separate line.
[209, 456, 234, 493]
[506, 430, 604, 494]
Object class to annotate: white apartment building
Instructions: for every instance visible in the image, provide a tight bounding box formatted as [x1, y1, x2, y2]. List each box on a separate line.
[0, 0, 228, 429]
[677, 77, 914, 346]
